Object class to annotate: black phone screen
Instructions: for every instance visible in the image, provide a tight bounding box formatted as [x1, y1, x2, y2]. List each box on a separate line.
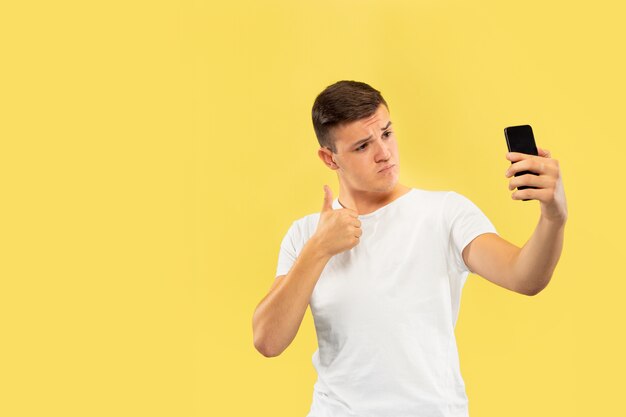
[504, 125, 538, 156]
[504, 124, 539, 200]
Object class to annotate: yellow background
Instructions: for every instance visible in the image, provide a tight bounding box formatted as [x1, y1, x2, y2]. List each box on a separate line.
[1, 0, 624, 415]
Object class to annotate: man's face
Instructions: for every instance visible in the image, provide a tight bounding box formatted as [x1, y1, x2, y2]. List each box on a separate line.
[322, 104, 399, 193]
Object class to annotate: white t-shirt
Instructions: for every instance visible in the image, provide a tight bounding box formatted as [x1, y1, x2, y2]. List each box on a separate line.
[275, 188, 498, 417]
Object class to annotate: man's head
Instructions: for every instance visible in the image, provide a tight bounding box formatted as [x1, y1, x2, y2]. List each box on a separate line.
[312, 80, 400, 194]
[312, 80, 389, 154]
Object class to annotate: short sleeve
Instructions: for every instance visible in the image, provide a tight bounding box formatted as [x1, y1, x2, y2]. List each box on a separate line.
[275, 221, 300, 278]
[441, 191, 498, 273]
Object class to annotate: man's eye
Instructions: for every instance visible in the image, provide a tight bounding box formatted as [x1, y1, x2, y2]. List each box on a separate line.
[355, 132, 393, 152]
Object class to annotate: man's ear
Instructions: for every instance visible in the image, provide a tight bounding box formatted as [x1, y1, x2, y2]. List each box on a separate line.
[329, 152, 337, 167]
[318, 147, 338, 169]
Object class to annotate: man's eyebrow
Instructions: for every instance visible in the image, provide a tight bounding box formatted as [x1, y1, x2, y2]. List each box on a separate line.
[350, 121, 393, 148]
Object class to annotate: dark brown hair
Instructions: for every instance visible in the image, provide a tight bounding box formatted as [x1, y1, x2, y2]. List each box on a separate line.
[311, 80, 388, 153]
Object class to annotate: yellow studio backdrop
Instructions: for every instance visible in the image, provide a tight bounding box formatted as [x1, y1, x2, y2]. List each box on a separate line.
[0, 0, 623, 416]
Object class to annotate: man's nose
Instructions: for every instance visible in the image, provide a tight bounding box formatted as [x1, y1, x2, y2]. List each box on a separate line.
[373, 138, 391, 160]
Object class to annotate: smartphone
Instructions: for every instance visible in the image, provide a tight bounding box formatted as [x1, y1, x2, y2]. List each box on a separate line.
[504, 124, 539, 201]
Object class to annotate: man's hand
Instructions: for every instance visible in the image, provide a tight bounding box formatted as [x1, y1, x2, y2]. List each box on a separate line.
[312, 185, 362, 258]
[505, 148, 568, 223]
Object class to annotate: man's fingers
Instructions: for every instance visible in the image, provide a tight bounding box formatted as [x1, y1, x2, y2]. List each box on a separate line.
[538, 147, 551, 158]
[343, 208, 359, 218]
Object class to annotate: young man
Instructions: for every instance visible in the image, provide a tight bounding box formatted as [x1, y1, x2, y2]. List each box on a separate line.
[252, 80, 567, 416]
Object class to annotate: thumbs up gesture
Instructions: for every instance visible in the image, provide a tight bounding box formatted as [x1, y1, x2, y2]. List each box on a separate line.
[313, 185, 362, 258]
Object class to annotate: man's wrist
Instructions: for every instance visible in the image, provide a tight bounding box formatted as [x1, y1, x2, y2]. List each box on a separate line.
[305, 235, 332, 262]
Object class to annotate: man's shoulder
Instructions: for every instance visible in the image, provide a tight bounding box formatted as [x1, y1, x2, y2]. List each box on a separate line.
[295, 212, 321, 235]
[280, 212, 319, 242]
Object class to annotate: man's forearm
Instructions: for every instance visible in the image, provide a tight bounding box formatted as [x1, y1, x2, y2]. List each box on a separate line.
[252, 236, 331, 357]
[511, 216, 566, 295]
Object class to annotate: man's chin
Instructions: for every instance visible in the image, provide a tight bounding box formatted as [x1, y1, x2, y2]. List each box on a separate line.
[370, 180, 398, 193]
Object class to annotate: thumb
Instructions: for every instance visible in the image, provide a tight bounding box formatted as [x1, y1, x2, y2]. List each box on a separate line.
[321, 184, 333, 212]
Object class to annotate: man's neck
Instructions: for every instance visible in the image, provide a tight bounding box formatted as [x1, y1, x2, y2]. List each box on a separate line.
[338, 183, 411, 215]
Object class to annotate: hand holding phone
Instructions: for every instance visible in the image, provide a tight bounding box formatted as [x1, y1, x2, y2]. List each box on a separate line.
[504, 124, 539, 201]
